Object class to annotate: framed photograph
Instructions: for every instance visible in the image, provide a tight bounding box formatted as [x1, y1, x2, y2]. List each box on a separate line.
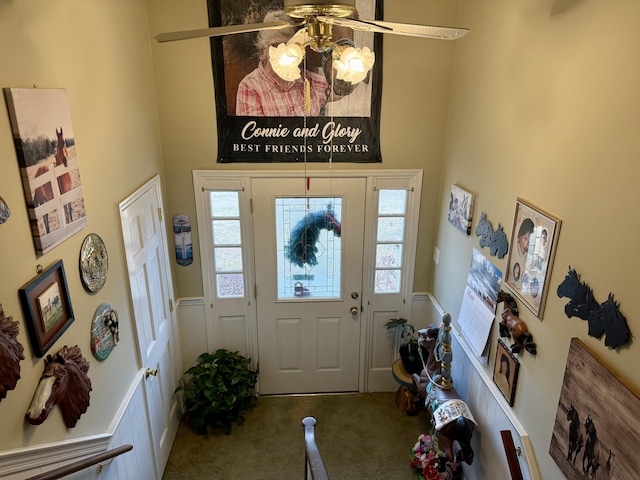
[493, 339, 519, 406]
[448, 184, 475, 235]
[4, 88, 87, 255]
[18, 260, 74, 357]
[206, 0, 382, 163]
[504, 197, 561, 318]
[550, 338, 640, 479]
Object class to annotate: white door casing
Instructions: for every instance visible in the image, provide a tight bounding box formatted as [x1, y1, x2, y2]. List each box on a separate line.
[192, 170, 422, 395]
[119, 176, 181, 478]
[252, 177, 365, 394]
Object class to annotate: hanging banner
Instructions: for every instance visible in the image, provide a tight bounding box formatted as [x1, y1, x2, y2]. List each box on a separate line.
[208, 0, 382, 163]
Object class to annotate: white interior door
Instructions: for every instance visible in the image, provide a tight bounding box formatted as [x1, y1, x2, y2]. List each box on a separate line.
[119, 176, 180, 478]
[252, 177, 366, 394]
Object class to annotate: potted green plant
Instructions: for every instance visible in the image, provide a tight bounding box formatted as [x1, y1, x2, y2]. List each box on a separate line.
[175, 349, 258, 434]
[384, 318, 428, 375]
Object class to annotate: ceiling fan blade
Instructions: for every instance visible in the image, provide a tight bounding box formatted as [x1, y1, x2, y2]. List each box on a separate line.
[155, 20, 303, 43]
[318, 16, 469, 40]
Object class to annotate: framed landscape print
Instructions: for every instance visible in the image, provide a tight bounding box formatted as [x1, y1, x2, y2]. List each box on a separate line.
[18, 260, 74, 357]
[504, 198, 560, 318]
[4, 88, 87, 255]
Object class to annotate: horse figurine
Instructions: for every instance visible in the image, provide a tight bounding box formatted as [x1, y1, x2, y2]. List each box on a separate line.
[497, 291, 536, 355]
[411, 320, 475, 466]
[566, 404, 584, 464]
[26, 345, 92, 428]
[0, 305, 25, 401]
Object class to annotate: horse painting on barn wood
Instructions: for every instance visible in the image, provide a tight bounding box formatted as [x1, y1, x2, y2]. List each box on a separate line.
[550, 338, 640, 479]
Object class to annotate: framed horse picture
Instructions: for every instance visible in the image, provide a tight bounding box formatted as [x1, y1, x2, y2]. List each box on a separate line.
[4, 88, 87, 255]
[18, 260, 75, 357]
[504, 198, 561, 319]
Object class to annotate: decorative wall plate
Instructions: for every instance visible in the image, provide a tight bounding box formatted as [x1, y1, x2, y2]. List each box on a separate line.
[80, 233, 108, 292]
[90, 303, 119, 361]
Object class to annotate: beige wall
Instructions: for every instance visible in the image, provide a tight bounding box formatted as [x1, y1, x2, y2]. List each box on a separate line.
[434, 1, 640, 478]
[0, 1, 163, 450]
[147, 0, 461, 297]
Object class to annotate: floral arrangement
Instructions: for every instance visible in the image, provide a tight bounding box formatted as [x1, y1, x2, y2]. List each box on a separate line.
[410, 433, 459, 480]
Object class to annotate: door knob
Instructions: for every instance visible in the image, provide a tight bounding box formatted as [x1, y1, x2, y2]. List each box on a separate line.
[145, 368, 158, 378]
[350, 306, 359, 315]
[351, 292, 359, 300]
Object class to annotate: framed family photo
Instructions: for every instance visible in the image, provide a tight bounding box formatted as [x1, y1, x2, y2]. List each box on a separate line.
[493, 339, 519, 406]
[504, 198, 561, 318]
[18, 260, 75, 357]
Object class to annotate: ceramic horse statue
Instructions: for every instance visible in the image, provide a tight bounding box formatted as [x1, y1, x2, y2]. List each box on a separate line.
[497, 290, 537, 354]
[411, 316, 475, 466]
[26, 345, 92, 428]
[0, 305, 25, 401]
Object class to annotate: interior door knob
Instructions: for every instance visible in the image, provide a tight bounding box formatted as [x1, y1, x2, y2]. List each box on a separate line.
[145, 368, 158, 378]
[350, 306, 359, 315]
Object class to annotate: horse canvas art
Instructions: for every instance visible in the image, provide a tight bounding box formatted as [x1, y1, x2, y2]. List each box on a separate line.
[550, 338, 638, 479]
[26, 345, 91, 428]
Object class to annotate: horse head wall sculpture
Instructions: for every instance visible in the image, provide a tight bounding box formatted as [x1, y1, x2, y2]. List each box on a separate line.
[26, 345, 92, 428]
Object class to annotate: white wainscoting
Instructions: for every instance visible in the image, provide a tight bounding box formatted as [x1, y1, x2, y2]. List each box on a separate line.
[422, 293, 542, 480]
[0, 372, 155, 480]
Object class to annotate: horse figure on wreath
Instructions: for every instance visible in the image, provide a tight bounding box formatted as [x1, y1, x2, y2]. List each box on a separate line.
[411, 319, 476, 468]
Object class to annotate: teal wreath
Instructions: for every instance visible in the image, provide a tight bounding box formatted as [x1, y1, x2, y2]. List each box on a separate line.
[286, 206, 341, 268]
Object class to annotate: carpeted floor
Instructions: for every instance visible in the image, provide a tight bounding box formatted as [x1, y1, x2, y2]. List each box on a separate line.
[162, 392, 430, 479]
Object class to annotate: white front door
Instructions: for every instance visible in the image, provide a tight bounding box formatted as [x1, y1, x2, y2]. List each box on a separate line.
[252, 177, 366, 394]
[119, 176, 181, 478]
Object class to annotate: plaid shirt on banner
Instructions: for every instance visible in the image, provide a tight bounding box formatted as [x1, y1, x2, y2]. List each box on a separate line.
[236, 62, 329, 117]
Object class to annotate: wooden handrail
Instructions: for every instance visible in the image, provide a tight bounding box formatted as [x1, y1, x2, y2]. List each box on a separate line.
[302, 417, 329, 480]
[25, 444, 133, 480]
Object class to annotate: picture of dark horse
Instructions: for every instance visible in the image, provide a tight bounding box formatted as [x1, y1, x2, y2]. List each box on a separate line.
[566, 404, 584, 464]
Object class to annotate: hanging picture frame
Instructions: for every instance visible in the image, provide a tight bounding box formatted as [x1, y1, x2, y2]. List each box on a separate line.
[4, 88, 87, 255]
[448, 184, 475, 235]
[493, 339, 519, 406]
[206, 0, 382, 163]
[504, 198, 561, 319]
[18, 260, 75, 357]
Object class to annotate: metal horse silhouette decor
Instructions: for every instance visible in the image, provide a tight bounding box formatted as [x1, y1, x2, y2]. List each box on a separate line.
[411, 315, 476, 467]
[0, 304, 25, 401]
[497, 290, 537, 355]
[26, 345, 92, 428]
[557, 266, 630, 348]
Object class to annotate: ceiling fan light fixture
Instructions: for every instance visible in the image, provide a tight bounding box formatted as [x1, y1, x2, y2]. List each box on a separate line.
[269, 42, 305, 80]
[333, 46, 374, 84]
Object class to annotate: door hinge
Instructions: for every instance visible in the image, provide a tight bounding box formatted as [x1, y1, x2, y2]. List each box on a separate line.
[158, 208, 163, 222]
[254, 284, 257, 299]
[169, 299, 174, 312]
[250, 198, 253, 214]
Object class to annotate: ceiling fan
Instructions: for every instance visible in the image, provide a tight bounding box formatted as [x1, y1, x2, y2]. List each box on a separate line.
[155, 0, 469, 84]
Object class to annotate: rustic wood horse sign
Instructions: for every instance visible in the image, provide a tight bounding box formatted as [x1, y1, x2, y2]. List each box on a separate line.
[26, 345, 92, 428]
